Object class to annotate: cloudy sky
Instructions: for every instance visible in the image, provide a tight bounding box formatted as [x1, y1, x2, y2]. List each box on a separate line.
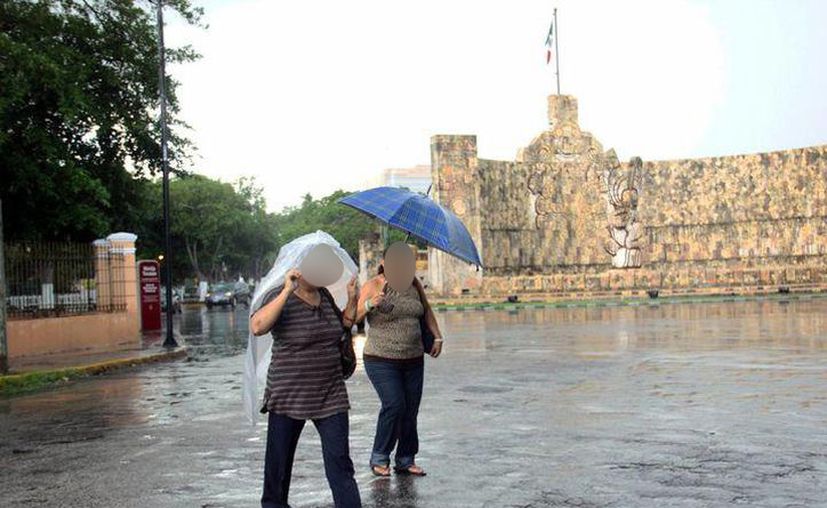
[166, 0, 827, 212]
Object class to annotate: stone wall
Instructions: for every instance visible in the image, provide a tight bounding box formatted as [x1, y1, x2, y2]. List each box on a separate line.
[640, 149, 827, 264]
[428, 95, 827, 298]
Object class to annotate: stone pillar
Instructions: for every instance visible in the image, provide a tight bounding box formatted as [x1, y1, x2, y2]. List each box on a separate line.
[106, 232, 139, 335]
[358, 232, 383, 286]
[429, 135, 483, 297]
[547, 94, 578, 129]
[93, 239, 111, 311]
[0, 200, 7, 374]
[107, 232, 138, 315]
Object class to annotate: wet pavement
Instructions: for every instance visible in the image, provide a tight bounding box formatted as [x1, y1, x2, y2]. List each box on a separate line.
[1, 299, 826, 507]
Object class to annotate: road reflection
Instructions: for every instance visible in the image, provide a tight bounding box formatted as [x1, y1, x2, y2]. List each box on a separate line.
[370, 475, 419, 507]
[438, 298, 827, 354]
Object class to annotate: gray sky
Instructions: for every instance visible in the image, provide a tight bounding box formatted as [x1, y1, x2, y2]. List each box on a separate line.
[167, 0, 827, 212]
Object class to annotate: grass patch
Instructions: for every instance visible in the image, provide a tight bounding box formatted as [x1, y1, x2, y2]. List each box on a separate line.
[0, 368, 87, 397]
[0, 348, 188, 397]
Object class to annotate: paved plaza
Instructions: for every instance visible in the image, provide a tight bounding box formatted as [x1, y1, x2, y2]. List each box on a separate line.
[1, 298, 826, 507]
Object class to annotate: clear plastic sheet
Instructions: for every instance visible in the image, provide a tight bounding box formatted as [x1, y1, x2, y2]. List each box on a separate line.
[242, 231, 358, 424]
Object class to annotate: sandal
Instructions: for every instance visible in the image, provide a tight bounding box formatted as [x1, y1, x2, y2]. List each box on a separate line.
[371, 465, 391, 477]
[394, 464, 427, 477]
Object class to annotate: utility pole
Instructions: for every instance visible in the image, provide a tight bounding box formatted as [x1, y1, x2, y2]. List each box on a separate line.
[0, 200, 8, 374]
[157, 0, 177, 348]
[554, 7, 561, 95]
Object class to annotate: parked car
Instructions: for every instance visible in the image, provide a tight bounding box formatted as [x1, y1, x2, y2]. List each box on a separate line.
[233, 281, 252, 306]
[182, 285, 201, 304]
[206, 283, 239, 309]
[160, 287, 183, 313]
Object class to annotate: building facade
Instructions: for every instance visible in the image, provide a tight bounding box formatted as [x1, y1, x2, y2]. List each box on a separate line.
[363, 165, 432, 194]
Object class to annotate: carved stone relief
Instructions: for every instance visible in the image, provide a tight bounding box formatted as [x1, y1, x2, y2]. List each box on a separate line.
[602, 152, 644, 268]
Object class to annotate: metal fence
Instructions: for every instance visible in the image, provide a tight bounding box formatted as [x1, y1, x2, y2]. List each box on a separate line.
[5, 242, 126, 319]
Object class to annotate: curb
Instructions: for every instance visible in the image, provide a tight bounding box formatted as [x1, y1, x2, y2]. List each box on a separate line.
[0, 347, 188, 397]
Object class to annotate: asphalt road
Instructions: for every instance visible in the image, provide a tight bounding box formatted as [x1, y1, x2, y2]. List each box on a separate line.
[1, 299, 826, 507]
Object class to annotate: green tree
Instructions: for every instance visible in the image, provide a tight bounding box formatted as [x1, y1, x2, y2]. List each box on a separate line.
[0, 0, 202, 241]
[155, 175, 278, 283]
[232, 177, 280, 280]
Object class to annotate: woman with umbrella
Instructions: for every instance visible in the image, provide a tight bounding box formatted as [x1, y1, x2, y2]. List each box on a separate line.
[339, 186, 482, 479]
[356, 241, 444, 477]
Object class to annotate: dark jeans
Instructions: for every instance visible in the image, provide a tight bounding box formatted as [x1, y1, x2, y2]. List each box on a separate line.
[262, 411, 361, 508]
[364, 359, 424, 469]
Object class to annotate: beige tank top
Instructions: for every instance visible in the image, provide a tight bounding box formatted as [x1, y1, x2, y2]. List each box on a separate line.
[363, 284, 424, 360]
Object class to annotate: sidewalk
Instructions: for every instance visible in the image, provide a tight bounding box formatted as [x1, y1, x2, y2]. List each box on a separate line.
[0, 338, 187, 396]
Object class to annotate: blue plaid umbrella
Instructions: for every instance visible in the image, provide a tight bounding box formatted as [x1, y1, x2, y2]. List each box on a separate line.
[339, 187, 482, 267]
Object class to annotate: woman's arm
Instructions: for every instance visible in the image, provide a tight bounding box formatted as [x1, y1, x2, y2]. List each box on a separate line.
[355, 277, 385, 324]
[250, 269, 299, 336]
[341, 277, 359, 328]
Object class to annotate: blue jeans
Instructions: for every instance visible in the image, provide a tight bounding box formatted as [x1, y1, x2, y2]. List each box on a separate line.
[364, 359, 424, 469]
[262, 411, 362, 508]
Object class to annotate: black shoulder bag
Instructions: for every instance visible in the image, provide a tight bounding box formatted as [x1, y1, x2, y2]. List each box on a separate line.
[416, 289, 436, 355]
[388, 281, 435, 355]
[320, 288, 357, 379]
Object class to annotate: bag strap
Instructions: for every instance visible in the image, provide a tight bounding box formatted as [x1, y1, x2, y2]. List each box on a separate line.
[412, 278, 429, 308]
[319, 287, 347, 330]
[413, 279, 434, 331]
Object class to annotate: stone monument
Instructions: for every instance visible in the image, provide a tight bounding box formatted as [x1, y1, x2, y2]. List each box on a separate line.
[424, 94, 827, 298]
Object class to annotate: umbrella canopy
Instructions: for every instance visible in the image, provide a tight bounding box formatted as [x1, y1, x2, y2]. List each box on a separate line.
[339, 186, 483, 267]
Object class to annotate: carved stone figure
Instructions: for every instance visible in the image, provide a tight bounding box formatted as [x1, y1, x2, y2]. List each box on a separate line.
[603, 153, 644, 268]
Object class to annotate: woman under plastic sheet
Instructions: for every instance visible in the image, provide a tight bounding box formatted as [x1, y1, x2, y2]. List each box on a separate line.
[244, 230, 362, 508]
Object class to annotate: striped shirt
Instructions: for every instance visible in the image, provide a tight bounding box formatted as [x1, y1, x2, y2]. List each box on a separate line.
[261, 286, 350, 420]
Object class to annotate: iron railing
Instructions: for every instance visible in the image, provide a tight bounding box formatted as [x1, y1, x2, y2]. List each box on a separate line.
[4, 242, 126, 319]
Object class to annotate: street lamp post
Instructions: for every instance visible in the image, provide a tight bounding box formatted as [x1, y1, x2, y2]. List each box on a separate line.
[0, 200, 8, 374]
[156, 0, 177, 348]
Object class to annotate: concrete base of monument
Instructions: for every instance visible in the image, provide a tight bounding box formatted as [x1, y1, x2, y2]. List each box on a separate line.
[429, 284, 827, 308]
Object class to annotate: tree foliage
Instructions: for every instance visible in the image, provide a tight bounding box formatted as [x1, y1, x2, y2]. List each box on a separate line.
[134, 175, 279, 284]
[134, 183, 385, 284]
[0, 0, 404, 284]
[0, 0, 201, 241]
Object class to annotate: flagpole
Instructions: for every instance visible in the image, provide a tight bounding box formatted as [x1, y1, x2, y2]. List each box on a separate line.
[554, 7, 560, 95]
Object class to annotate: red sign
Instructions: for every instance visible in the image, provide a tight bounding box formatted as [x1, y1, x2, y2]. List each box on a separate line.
[139, 260, 162, 331]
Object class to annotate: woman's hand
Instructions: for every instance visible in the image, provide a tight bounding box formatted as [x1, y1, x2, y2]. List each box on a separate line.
[356, 277, 384, 323]
[429, 340, 443, 358]
[283, 269, 301, 294]
[369, 290, 386, 307]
